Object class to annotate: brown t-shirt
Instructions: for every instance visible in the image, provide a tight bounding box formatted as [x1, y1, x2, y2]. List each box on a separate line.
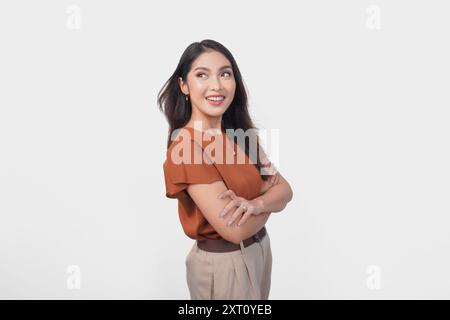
[163, 126, 272, 240]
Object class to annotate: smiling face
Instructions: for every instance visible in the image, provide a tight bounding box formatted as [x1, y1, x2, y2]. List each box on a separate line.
[178, 50, 236, 129]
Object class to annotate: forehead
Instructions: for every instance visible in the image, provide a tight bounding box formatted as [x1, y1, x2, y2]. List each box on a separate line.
[191, 51, 231, 70]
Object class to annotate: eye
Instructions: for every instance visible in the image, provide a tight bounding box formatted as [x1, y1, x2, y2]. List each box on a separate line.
[222, 71, 232, 77]
[196, 73, 207, 78]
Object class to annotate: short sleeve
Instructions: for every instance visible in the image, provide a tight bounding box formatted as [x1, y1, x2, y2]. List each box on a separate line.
[163, 139, 223, 199]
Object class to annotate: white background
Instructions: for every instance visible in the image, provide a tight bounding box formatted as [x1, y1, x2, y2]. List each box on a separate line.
[0, 0, 449, 299]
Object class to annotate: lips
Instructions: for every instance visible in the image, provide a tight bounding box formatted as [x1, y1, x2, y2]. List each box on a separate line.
[205, 95, 225, 106]
[205, 95, 225, 100]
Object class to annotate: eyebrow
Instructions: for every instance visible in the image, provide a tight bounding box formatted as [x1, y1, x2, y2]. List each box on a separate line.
[193, 65, 232, 71]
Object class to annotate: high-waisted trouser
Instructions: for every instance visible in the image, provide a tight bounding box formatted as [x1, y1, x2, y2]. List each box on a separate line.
[185, 232, 272, 300]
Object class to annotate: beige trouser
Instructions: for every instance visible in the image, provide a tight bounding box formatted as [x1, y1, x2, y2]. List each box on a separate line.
[185, 232, 272, 300]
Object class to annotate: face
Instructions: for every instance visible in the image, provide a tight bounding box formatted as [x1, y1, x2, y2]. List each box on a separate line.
[179, 50, 236, 123]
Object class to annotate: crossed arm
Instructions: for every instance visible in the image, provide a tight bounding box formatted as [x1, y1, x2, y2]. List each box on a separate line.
[186, 170, 293, 245]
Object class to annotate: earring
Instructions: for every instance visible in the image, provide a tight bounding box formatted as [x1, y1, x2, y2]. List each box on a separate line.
[185, 95, 189, 101]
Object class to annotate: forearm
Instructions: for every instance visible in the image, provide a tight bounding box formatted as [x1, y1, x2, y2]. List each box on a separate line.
[254, 183, 293, 213]
[233, 212, 271, 243]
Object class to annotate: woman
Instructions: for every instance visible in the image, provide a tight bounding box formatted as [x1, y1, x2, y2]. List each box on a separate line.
[158, 39, 293, 300]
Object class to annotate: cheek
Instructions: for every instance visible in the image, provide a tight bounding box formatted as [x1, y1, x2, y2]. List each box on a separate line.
[225, 82, 236, 97]
[190, 83, 205, 102]
[190, 81, 207, 98]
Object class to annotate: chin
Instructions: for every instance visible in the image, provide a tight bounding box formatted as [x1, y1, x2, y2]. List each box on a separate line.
[205, 110, 225, 118]
[201, 105, 229, 116]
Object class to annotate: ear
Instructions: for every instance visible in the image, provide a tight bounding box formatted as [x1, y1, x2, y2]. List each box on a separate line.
[178, 76, 189, 95]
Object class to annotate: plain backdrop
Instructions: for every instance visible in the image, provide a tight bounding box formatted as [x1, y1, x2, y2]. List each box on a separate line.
[1, 0, 449, 299]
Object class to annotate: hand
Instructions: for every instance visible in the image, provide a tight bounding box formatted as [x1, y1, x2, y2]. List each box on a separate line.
[217, 189, 264, 227]
[258, 172, 279, 196]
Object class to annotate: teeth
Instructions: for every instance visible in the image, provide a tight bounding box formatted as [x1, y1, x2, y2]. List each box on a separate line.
[206, 96, 224, 101]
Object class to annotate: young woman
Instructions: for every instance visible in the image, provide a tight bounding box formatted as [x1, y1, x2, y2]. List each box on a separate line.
[158, 39, 293, 300]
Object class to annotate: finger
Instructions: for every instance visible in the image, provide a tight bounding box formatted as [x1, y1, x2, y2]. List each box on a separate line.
[219, 199, 238, 218]
[268, 174, 277, 186]
[266, 175, 275, 186]
[217, 190, 229, 199]
[217, 189, 236, 199]
[227, 209, 243, 226]
[227, 205, 247, 226]
[261, 177, 275, 193]
[271, 173, 278, 182]
[237, 209, 254, 226]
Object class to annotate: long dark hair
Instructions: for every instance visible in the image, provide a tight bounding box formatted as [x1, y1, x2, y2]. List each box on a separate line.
[157, 39, 271, 180]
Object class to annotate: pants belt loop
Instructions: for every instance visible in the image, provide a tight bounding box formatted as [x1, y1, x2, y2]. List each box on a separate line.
[239, 240, 245, 253]
[194, 241, 199, 253]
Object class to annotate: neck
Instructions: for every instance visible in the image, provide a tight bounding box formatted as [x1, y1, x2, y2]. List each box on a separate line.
[185, 118, 223, 133]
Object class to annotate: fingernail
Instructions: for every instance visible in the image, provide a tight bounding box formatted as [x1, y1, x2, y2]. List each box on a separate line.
[217, 194, 222, 199]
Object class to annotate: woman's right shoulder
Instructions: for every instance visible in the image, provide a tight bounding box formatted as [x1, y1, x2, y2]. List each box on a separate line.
[167, 126, 203, 153]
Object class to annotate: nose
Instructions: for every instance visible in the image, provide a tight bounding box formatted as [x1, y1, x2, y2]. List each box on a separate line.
[209, 74, 222, 91]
